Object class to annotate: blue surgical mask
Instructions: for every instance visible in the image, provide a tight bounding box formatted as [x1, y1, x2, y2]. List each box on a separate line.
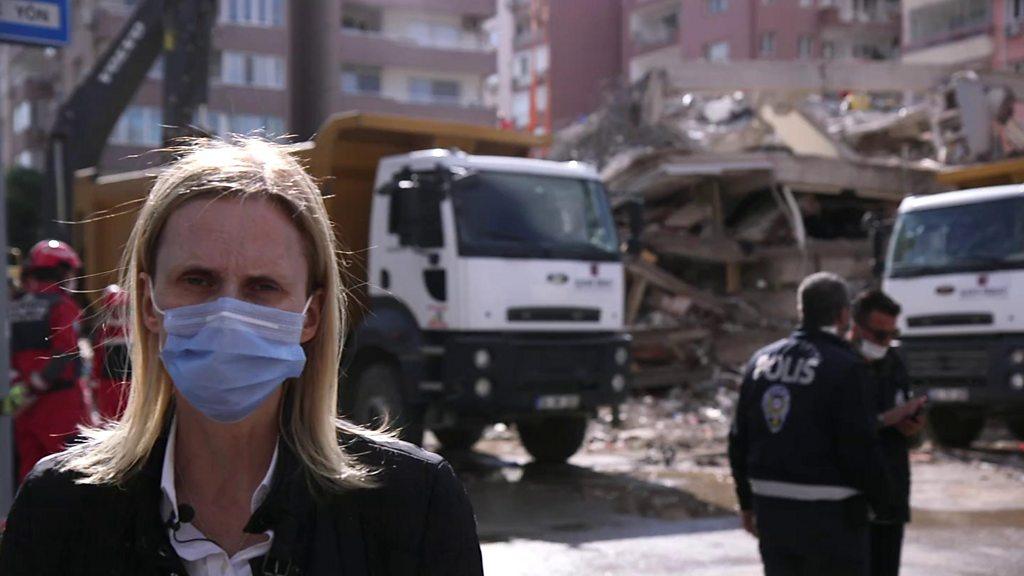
[152, 291, 312, 423]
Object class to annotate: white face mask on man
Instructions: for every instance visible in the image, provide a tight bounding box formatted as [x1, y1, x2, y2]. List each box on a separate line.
[859, 338, 889, 361]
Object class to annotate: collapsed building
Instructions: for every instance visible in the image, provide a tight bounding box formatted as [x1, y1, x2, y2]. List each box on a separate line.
[550, 60, 1021, 391]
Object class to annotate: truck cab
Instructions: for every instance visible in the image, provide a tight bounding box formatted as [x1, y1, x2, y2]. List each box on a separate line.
[883, 185, 1024, 446]
[348, 150, 630, 462]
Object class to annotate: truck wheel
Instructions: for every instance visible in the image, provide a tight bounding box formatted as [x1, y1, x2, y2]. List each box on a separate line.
[517, 415, 588, 464]
[433, 425, 486, 452]
[351, 363, 423, 445]
[928, 407, 984, 448]
[1005, 415, 1024, 440]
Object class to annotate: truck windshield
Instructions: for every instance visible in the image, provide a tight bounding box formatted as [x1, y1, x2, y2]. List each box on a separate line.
[451, 171, 620, 261]
[888, 196, 1024, 278]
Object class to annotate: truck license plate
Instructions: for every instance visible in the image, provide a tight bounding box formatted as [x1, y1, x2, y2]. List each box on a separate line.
[928, 387, 970, 403]
[536, 394, 580, 410]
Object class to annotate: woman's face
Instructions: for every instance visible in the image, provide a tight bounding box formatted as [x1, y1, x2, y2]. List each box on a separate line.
[141, 196, 322, 344]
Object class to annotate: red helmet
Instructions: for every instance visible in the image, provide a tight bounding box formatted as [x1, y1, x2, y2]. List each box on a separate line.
[25, 239, 81, 271]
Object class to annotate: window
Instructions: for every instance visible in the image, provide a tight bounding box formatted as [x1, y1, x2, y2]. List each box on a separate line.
[822, 40, 836, 59]
[341, 65, 381, 94]
[1011, 0, 1024, 22]
[705, 40, 730, 62]
[229, 113, 284, 135]
[512, 91, 530, 127]
[707, 0, 728, 14]
[535, 85, 549, 113]
[534, 45, 549, 74]
[760, 32, 776, 57]
[220, 0, 283, 27]
[202, 111, 284, 136]
[631, 5, 679, 47]
[514, 14, 532, 42]
[890, 197, 1024, 279]
[406, 20, 461, 48]
[514, 52, 531, 81]
[408, 78, 461, 105]
[222, 51, 246, 84]
[798, 35, 814, 58]
[251, 55, 285, 88]
[12, 101, 32, 134]
[218, 51, 285, 88]
[341, 3, 382, 32]
[109, 106, 162, 147]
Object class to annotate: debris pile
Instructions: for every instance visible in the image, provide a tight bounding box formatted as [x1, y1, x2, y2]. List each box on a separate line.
[549, 63, 1024, 392]
[587, 372, 741, 468]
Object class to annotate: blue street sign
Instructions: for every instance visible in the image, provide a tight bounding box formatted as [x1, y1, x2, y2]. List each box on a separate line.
[0, 0, 69, 47]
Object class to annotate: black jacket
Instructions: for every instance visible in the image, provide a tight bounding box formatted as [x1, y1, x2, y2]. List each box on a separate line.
[0, 431, 484, 576]
[728, 329, 893, 516]
[866, 350, 913, 523]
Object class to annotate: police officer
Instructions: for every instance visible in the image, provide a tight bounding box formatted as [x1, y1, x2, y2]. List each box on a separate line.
[849, 290, 927, 576]
[729, 272, 902, 576]
[9, 240, 87, 482]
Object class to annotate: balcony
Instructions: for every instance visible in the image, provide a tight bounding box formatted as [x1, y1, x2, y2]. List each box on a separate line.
[818, 7, 899, 30]
[630, 26, 678, 56]
[333, 91, 496, 126]
[904, 0, 992, 51]
[353, 0, 495, 17]
[339, 29, 495, 75]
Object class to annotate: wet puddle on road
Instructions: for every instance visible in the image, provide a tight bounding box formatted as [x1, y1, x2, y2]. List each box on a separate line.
[444, 446, 732, 543]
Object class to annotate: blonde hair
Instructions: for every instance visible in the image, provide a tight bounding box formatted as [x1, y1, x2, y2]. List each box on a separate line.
[61, 137, 379, 490]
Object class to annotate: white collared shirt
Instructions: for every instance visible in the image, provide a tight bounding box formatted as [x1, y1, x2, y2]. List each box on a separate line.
[160, 419, 279, 576]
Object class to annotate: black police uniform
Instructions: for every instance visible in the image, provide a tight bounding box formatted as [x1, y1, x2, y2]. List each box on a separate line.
[865, 350, 913, 576]
[729, 328, 893, 576]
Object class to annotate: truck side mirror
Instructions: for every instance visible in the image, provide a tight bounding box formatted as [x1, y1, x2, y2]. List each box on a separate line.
[624, 196, 644, 256]
[863, 211, 893, 279]
[389, 173, 444, 249]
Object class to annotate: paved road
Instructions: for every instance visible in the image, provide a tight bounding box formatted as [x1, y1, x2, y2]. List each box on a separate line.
[441, 435, 1024, 576]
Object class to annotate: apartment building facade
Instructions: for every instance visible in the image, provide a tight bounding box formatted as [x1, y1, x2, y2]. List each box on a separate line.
[626, 0, 901, 81]
[0, 0, 496, 174]
[488, 0, 900, 134]
[492, 0, 623, 133]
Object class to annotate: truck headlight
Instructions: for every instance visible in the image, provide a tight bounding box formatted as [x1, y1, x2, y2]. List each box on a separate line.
[1011, 350, 1024, 365]
[474, 349, 491, 370]
[1011, 373, 1024, 391]
[611, 374, 627, 393]
[614, 347, 629, 367]
[474, 378, 493, 398]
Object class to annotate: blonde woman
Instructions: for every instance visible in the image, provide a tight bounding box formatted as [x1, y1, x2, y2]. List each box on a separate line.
[0, 139, 483, 575]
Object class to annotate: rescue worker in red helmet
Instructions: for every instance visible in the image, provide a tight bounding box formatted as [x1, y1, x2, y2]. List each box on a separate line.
[91, 284, 130, 419]
[9, 239, 87, 482]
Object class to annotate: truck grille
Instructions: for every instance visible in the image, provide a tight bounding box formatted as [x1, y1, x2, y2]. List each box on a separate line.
[903, 348, 989, 386]
[515, 345, 604, 390]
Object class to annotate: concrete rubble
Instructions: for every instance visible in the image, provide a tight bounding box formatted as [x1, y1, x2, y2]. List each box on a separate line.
[548, 63, 1024, 398]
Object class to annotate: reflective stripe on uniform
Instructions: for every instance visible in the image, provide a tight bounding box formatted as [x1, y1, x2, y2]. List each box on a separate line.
[750, 478, 860, 501]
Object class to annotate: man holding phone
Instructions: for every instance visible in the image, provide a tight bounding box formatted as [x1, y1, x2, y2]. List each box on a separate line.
[849, 290, 928, 576]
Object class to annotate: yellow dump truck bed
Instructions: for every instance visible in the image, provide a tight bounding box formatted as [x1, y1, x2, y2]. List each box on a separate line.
[73, 112, 544, 315]
[936, 156, 1024, 189]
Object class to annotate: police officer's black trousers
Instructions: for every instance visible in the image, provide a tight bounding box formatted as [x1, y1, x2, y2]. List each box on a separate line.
[755, 496, 869, 576]
[869, 522, 904, 576]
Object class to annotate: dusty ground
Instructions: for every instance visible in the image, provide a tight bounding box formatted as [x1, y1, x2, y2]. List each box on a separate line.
[430, 403, 1024, 576]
